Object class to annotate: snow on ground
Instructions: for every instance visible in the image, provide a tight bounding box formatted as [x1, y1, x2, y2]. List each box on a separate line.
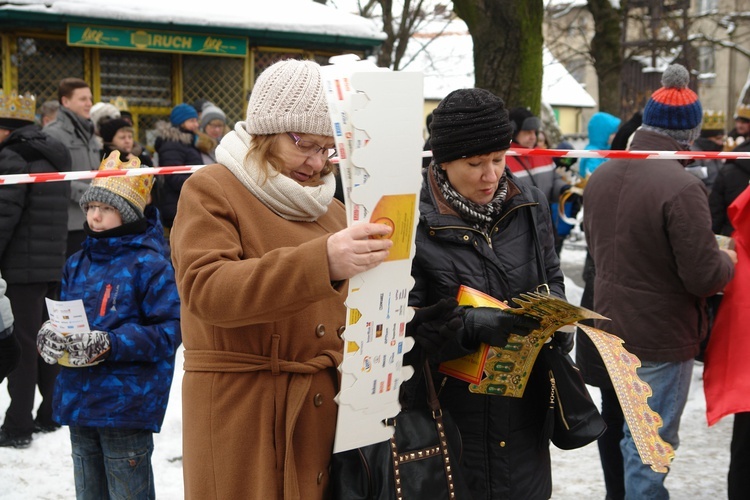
[0, 244, 733, 499]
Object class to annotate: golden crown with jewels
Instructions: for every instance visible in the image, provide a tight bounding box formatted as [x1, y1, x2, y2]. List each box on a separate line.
[735, 104, 750, 121]
[702, 110, 725, 131]
[0, 89, 36, 123]
[92, 151, 154, 213]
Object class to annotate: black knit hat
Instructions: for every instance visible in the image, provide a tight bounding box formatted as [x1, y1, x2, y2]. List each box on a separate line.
[508, 107, 542, 139]
[99, 118, 133, 144]
[429, 88, 513, 164]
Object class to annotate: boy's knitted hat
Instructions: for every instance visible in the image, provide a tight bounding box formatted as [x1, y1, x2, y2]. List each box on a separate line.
[245, 59, 332, 137]
[429, 88, 513, 164]
[80, 151, 153, 224]
[170, 103, 199, 127]
[641, 64, 703, 145]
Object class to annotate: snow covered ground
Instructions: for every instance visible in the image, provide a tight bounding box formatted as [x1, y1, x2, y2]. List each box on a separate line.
[0, 245, 733, 499]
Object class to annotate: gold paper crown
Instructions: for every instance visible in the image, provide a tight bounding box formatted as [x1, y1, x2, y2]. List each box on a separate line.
[0, 89, 36, 123]
[112, 96, 129, 112]
[92, 151, 153, 213]
[735, 104, 750, 121]
[702, 110, 725, 131]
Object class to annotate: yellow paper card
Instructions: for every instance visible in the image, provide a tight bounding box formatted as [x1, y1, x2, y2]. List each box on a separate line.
[369, 194, 416, 261]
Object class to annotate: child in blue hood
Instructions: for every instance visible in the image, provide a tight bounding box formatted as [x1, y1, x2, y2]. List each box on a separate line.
[36, 151, 181, 500]
[579, 112, 622, 178]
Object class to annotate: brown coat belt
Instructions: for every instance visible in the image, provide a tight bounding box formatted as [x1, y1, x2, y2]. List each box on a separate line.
[183, 335, 343, 500]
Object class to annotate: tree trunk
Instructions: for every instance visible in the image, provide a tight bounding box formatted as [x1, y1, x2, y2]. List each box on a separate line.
[586, 0, 622, 115]
[453, 0, 544, 114]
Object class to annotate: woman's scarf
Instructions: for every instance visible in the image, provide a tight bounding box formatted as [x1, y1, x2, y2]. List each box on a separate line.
[215, 122, 335, 222]
[432, 162, 508, 234]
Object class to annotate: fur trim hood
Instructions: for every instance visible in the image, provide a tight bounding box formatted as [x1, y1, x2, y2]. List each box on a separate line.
[154, 120, 195, 145]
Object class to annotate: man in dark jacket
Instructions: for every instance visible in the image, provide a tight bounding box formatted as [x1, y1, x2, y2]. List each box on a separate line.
[0, 90, 71, 448]
[584, 65, 736, 499]
[43, 78, 100, 257]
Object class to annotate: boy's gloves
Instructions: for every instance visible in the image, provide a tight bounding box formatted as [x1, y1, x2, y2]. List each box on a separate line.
[406, 298, 464, 354]
[36, 321, 68, 365]
[0, 328, 21, 382]
[66, 330, 111, 367]
[463, 307, 541, 348]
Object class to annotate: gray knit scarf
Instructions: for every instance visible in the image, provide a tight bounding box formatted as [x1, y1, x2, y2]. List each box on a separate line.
[432, 162, 509, 234]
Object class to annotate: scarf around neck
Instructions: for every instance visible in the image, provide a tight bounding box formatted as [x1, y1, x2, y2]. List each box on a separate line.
[215, 122, 335, 222]
[432, 162, 509, 234]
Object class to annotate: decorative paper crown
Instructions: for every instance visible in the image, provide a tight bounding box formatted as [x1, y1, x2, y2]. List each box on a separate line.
[112, 96, 129, 112]
[92, 151, 154, 214]
[702, 110, 725, 131]
[735, 104, 750, 121]
[0, 90, 36, 124]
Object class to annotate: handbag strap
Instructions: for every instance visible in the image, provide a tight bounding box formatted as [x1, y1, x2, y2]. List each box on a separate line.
[422, 359, 441, 414]
[528, 205, 548, 287]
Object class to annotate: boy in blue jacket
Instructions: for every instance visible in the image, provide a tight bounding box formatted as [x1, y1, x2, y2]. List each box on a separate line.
[36, 151, 181, 500]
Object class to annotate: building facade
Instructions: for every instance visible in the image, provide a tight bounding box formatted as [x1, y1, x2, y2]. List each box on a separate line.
[0, 0, 383, 148]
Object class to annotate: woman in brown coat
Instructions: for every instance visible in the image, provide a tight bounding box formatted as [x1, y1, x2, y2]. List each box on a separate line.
[170, 60, 393, 500]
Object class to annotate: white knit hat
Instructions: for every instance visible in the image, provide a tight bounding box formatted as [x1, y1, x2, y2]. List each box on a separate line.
[90, 102, 121, 133]
[245, 59, 332, 137]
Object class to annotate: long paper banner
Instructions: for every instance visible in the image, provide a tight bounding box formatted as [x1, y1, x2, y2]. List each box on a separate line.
[321, 55, 425, 454]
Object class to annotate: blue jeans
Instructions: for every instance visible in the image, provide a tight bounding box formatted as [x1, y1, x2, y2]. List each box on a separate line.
[69, 426, 155, 500]
[621, 359, 693, 500]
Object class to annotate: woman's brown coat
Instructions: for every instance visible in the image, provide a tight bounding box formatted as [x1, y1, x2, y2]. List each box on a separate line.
[170, 164, 347, 500]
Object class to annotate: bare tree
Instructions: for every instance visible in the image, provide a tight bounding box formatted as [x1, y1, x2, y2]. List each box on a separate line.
[586, 0, 622, 114]
[333, 0, 451, 70]
[546, 1, 750, 118]
[452, 0, 545, 114]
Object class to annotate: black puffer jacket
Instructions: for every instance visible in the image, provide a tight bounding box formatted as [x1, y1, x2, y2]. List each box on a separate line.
[409, 168, 565, 500]
[0, 125, 71, 283]
[709, 141, 750, 236]
[153, 121, 204, 228]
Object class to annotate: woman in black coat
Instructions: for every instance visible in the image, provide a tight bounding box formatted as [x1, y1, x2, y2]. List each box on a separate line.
[408, 89, 566, 500]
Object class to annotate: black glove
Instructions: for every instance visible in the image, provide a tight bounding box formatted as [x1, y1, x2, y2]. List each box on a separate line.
[0, 327, 21, 382]
[66, 330, 111, 367]
[37, 321, 67, 365]
[406, 298, 464, 354]
[463, 307, 541, 348]
[552, 329, 574, 355]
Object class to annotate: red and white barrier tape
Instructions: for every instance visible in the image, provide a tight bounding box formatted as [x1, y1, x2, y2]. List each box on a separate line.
[2, 148, 749, 185]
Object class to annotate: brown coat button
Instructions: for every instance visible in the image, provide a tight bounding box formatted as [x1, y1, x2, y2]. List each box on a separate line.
[499, 441, 506, 447]
[317, 471, 324, 484]
[314, 393, 323, 407]
[315, 324, 326, 337]
[337, 325, 346, 338]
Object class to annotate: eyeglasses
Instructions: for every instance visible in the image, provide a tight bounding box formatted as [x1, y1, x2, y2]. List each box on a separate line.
[82, 203, 118, 215]
[287, 132, 337, 159]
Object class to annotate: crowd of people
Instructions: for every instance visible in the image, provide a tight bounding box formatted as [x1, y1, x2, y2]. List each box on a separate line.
[0, 58, 747, 500]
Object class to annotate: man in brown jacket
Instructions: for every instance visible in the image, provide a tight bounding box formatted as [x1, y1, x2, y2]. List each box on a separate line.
[583, 64, 736, 500]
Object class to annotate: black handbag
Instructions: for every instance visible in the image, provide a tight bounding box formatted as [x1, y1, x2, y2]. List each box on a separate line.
[331, 360, 471, 500]
[528, 205, 606, 450]
[539, 341, 607, 449]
